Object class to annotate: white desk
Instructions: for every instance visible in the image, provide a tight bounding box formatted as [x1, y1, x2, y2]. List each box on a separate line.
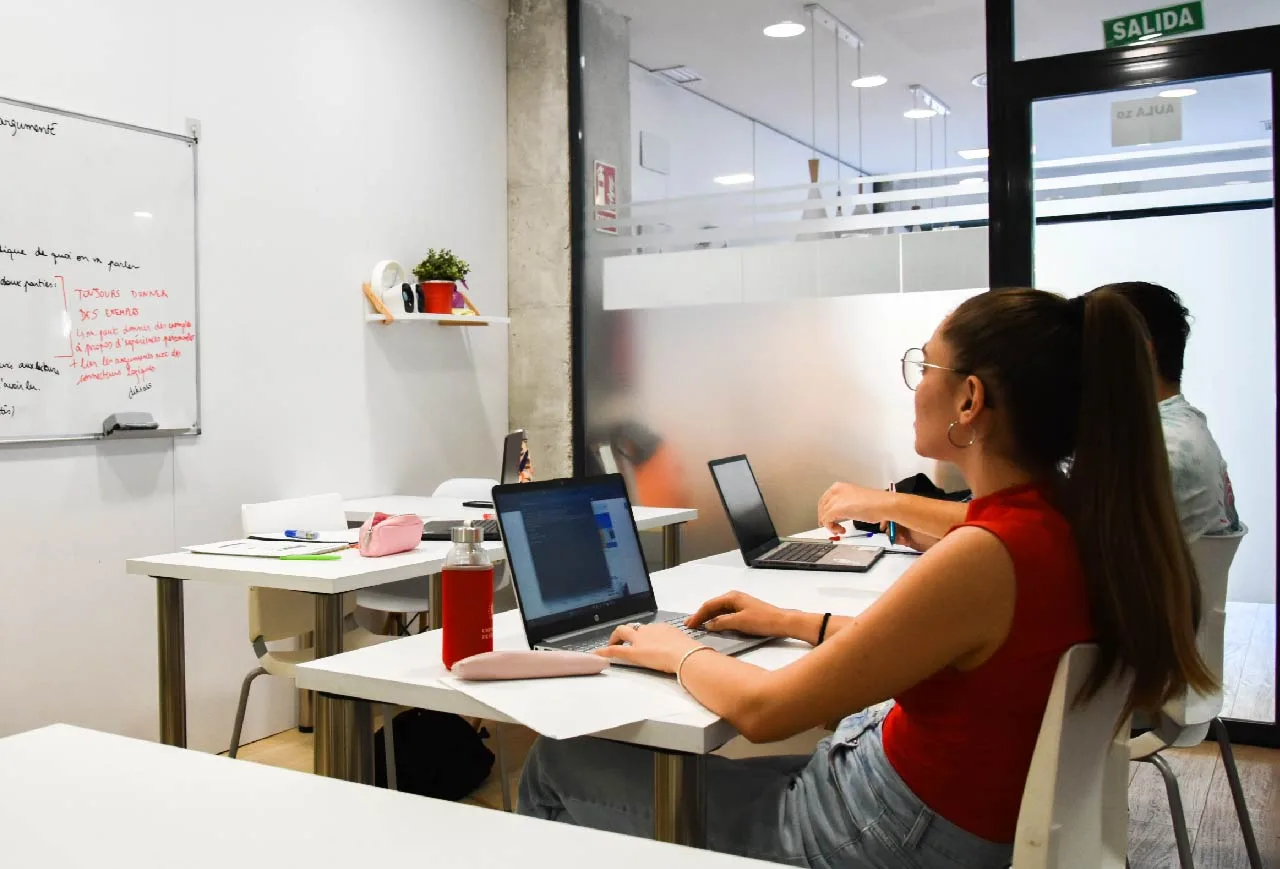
[126, 540, 503, 779]
[0, 724, 779, 869]
[344, 495, 697, 568]
[296, 541, 914, 846]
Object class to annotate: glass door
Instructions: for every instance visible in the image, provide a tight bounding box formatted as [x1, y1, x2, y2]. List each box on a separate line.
[1031, 73, 1275, 735]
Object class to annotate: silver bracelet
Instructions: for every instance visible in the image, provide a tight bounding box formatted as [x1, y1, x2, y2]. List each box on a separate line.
[676, 645, 715, 690]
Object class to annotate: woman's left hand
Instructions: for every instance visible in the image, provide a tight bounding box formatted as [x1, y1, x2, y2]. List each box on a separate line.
[595, 622, 705, 673]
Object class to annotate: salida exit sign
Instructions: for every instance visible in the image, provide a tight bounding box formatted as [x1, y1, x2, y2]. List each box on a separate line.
[1104, 2, 1206, 48]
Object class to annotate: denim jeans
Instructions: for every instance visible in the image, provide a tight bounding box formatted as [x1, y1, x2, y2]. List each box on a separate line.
[518, 703, 1013, 869]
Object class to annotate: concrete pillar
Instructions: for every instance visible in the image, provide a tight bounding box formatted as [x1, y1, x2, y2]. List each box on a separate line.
[507, 0, 573, 478]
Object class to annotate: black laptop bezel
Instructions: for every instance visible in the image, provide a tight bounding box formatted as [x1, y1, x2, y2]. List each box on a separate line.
[707, 455, 787, 564]
[492, 473, 658, 648]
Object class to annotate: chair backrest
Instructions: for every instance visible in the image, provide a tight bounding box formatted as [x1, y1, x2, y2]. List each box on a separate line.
[432, 477, 499, 501]
[1013, 644, 1132, 869]
[1166, 529, 1246, 727]
[241, 494, 350, 643]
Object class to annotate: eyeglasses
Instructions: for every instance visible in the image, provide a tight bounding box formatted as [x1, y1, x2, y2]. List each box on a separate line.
[901, 347, 963, 391]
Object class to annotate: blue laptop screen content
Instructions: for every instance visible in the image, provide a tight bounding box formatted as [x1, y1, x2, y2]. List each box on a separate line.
[500, 483, 650, 628]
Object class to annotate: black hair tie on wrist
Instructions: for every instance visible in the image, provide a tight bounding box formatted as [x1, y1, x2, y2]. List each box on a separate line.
[818, 613, 833, 645]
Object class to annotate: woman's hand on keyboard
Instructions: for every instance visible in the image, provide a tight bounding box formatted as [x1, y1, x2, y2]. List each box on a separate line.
[595, 623, 703, 673]
[686, 592, 790, 639]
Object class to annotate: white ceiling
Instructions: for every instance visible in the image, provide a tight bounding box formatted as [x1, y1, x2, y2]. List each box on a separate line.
[594, 0, 1276, 175]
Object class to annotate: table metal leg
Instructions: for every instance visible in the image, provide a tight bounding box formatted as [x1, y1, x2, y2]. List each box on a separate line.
[313, 594, 346, 778]
[662, 523, 683, 569]
[298, 630, 314, 733]
[427, 572, 443, 630]
[156, 577, 187, 748]
[653, 751, 705, 847]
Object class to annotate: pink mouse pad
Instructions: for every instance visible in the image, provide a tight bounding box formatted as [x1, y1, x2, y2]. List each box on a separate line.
[450, 649, 609, 680]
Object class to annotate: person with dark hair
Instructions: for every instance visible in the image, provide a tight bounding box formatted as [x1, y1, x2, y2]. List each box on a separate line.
[517, 287, 1211, 869]
[1099, 282, 1240, 540]
[819, 281, 1240, 546]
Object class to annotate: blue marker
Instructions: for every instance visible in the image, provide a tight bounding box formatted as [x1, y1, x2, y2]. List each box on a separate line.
[284, 529, 319, 540]
[886, 482, 897, 544]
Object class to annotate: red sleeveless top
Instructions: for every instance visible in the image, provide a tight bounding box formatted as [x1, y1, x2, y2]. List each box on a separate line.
[880, 484, 1094, 843]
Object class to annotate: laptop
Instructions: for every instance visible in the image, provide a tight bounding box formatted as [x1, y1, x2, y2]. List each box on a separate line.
[492, 474, 771, 658]
[422, 430, 530, 541]
[709, 455, 884, 572]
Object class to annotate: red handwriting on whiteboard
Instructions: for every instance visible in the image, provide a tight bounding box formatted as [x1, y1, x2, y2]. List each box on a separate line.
[69, 288, 195, 386]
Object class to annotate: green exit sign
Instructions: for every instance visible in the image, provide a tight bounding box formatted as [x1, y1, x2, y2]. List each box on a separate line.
[1104, 2, 1206, 48]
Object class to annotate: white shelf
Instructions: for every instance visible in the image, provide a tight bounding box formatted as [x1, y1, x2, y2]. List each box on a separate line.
[365, 312, 510, 327]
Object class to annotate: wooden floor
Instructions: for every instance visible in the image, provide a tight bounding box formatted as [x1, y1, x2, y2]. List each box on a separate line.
[1224, 603, 1276, 724]
[229, 719, 1279, 867]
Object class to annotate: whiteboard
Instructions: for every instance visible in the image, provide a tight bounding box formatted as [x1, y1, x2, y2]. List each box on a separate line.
[0, 96, 199, 443]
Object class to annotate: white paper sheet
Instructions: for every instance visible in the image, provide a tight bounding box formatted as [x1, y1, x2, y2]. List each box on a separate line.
[185, 539, 348, 557]
[442, 666, 696, 740]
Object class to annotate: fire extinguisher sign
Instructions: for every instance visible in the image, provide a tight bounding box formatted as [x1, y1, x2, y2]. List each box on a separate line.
[594, 160, 618, 235]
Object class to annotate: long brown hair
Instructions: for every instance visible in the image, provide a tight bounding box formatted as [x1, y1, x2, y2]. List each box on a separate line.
[943, 287, 1214, 719]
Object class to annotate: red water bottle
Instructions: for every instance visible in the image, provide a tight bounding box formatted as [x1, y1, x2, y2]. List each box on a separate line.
[441, 522, 494, 670]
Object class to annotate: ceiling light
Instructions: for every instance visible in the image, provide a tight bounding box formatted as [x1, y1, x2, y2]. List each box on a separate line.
[763, 20, 805, 38]
[958, 177, 985, 186]
[1137, 31, 1163, 41]
[714, 173, 754, 185]
[971, 73, 988, 87]
[1159, 87, 1197, 98]
[1223, 179, 1251, 186]
[904, 108, 937, 119]
[957, 147, 989, 160]
[851, 74, 887, 88]
[654, 66, 702, 85]
[133, 211, 153, 218]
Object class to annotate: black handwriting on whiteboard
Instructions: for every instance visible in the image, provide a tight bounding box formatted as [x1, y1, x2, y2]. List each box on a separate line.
[0, 116, 57, 137]
[0, 276, 56, 291]
[0, 244, 25, 261]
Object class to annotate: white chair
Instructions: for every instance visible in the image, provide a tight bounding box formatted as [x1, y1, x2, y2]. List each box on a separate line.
[356, 477, 508, 633]
[1012, 644, 1133, 869]
[1127, 530, 1260, 869]
[231, 494, 400, 789]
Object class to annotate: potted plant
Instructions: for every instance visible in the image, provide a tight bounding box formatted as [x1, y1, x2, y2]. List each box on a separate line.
[412, 248, 471, 315]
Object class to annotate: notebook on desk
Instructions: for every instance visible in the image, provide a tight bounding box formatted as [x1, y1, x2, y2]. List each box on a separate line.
[186, 540, 349, 558]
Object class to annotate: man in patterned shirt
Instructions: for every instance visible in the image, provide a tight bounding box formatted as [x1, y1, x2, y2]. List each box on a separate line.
[1103, 282, 1241, 540]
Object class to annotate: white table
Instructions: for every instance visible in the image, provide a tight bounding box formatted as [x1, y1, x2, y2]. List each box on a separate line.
[345, 495, 697, 571]
[126, 540, 504, 779]
[296, 537, 914, 846]
[0, 724, 779, 869]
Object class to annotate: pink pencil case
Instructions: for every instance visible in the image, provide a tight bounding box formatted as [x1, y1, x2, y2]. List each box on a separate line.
[451, 650, 609, 680]
[358, 512, 424, 557]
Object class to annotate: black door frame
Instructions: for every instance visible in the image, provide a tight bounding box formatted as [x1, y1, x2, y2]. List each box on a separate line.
[986, 2, 1280, 748]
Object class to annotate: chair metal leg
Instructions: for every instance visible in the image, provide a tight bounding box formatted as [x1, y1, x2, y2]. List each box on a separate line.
[494, 722, 512, 812]
[381, 704, 398, 792]
[228, 667, 267, 759]
[1212, 719, 1263, 869]
[1146, 754, 1195, 869]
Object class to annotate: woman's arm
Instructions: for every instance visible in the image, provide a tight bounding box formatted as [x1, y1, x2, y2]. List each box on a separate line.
[818, 483, 967, 540]
[602, 526, 1015, 743]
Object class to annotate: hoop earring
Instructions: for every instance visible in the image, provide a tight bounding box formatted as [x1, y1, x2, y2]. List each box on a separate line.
[947, 420, 976, 449]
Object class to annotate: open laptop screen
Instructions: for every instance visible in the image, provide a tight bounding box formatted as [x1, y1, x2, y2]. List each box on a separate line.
[494, 475, 654, 642]
[709, 455, 780, 557]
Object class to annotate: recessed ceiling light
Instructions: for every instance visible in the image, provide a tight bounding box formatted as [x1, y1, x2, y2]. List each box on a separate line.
[851, 74, 887, 88]
[958, 177, 985, 186]
[1223, 179, 1251, 186]
[714, 173, 755, 185]
[957, 147, 989, 160]
[971, 73, 988, 87]
[904, 108, 937, 119]
[1159, 87, 1197, 98]
[763, 20, 805, 38]
[133, 211, 153, 218]
[1137, 31, 1163, 41]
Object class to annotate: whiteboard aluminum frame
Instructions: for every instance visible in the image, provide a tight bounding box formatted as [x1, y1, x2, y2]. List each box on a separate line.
[0, 95, 202, 446]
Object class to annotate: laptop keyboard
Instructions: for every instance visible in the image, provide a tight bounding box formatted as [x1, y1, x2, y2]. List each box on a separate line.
[765, 541, 834, 563]
[559, 615, 709, 653]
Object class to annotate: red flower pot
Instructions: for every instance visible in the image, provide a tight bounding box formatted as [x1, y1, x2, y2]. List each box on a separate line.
[422, 281, 455, 314]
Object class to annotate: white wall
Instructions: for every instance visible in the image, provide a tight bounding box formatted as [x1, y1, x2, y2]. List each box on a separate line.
[0, 0, 508, 750]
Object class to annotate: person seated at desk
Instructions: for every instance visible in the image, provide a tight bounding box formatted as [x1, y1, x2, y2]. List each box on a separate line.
[519, 287, 1212, 869]
[820, 280, 1242, 549]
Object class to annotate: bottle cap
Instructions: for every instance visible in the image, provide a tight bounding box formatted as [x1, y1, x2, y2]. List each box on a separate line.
[451, 521, 483, 545]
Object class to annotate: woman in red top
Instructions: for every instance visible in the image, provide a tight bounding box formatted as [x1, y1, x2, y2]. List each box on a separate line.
[518, 288, 1212, 868]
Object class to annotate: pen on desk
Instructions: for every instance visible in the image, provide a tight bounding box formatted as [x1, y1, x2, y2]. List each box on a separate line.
[284, 529, 319, 540]
[279, 554, 341, 561]
[831, 531, 874, 541]
[887, 482, 897, 544]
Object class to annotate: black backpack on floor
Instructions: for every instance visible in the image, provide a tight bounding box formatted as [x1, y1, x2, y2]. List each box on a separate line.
[373, 708, 495, 800]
